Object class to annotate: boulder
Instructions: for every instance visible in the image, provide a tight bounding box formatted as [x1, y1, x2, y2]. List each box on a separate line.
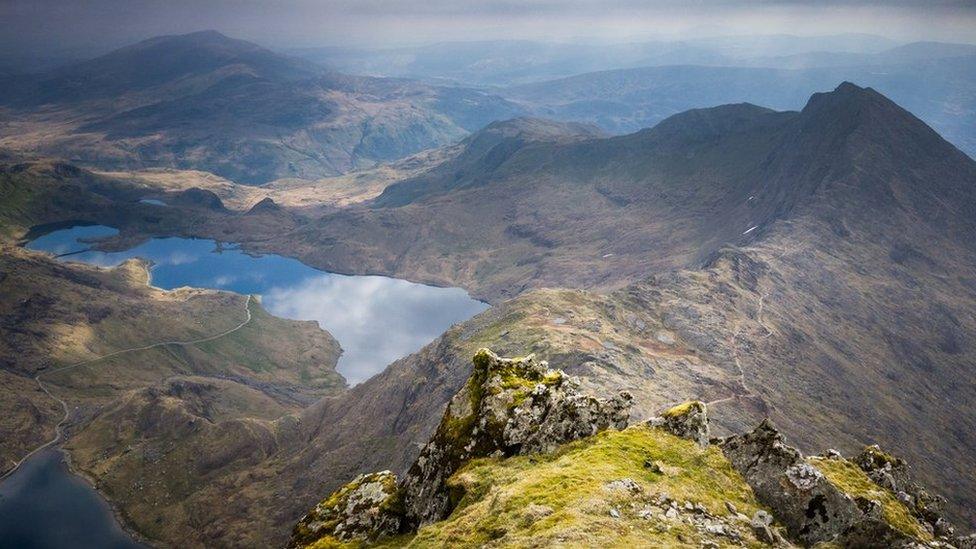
[649, 400, 709, 446]
[289, 471, 401, 547]
[720, 421, 931, 547]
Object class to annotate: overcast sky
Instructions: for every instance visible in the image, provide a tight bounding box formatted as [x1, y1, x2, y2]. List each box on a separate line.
[2, 0, 974, 57]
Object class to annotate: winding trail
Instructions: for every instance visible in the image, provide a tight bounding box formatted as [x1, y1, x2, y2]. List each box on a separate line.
[0, 294, 253, 482]
[705, 291, 772, 410]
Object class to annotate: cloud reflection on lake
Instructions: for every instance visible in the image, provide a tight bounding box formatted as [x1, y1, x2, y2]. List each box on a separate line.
[26, 225, 488, 384]
[263, 275, 487, 383]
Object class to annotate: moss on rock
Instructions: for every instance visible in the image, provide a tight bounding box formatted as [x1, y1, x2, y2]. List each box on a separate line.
[400, 348, 631, 528]
[410, 425, 774, 548]
[808, 457, 931, 541]
[651, 400, 710, 446]
[290, 471, 402, 547]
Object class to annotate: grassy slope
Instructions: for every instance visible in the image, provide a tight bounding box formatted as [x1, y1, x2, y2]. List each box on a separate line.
[411, 425, 766, 548]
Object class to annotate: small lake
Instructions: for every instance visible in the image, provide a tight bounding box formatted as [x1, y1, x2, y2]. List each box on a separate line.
[26, 224, 488, 385]
[0, 449, 144, 549]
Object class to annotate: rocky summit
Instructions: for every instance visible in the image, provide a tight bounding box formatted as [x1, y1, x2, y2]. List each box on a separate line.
[291, 349, 975, 548]
[400, 348, 632, 528]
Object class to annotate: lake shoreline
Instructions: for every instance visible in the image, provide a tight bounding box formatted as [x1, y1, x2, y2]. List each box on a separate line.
[60, 446, 158, 548]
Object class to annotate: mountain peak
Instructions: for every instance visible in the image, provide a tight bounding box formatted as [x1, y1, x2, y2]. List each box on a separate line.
[374, 117, 603, 207]
[174, 29, 228, 40]
[130, 29, 257, 53]
[801, 81, 888, 114]
[638, 102, 784, 146]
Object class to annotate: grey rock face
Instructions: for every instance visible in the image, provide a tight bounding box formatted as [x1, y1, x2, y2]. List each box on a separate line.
[718, 422, 952, 548]
[399, 348, 631, 528]
[720, 421, 877, 546]
[289, 471, 401, 547]
[853, 444, 953, 539]
[648, 400, 710, 446]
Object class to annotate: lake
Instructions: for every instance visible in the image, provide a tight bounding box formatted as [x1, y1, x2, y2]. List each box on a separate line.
[26, 224, 488, 384]
[0, 449, 144, 549]
[6, 223, 489, 548]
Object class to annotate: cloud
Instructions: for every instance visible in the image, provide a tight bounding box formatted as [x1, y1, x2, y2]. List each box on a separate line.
[1, 0, 972, 57]
[263, 274, 487, 384]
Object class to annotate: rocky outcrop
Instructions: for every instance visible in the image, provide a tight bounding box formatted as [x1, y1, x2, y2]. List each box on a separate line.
[171, 187, 226, 210]
[401, 348, 631, 527]
[720, 421, 859, 545]
[290, 471, 401, 546]
[245, 197, 281, 215]
[648, 400, 710, 446]
[291, 350, 969, 549]
[720, 421, 957, 547]
[853, 445, 963, 542]
[290, 348, 631, 545]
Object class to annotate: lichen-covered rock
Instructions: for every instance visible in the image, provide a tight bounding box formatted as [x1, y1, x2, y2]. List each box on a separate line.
[721, 421, 857, 545]
[649, 400, 709, 446]
[289, 471, 401, 546]
[720, 421, 941, 547]
[400, 348, 631, 528]
[854, 444, 953, 538]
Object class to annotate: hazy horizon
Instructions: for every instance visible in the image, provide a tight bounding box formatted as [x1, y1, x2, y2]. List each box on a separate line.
[2, 0, 974, 60]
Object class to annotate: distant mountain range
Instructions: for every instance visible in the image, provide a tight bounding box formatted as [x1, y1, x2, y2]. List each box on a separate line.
[293, 35, 974, 86]
[0, 31, 972, 188]
[295, 35, 976, 159]
[501, 57, 976, 158]
[0, 31, 521, 184]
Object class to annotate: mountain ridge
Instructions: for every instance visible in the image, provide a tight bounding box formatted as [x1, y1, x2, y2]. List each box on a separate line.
[501, 59, 976, 158]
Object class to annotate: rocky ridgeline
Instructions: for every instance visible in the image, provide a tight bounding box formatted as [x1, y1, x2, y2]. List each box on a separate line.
[290, 348, 631, 546]
[291, 349, 974, 548]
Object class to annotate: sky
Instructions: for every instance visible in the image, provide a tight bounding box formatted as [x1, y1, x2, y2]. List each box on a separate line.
[1, 0, 974, 58]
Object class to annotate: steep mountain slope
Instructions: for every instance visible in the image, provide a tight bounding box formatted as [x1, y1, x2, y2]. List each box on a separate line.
[503, 58, 976, 158]
[245, 83, 976, 536]
[0, 31, 521, 184]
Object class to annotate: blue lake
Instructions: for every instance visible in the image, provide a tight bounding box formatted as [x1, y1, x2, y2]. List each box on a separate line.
[0, 449, 144, 549]
[26, 224, 488, 385]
